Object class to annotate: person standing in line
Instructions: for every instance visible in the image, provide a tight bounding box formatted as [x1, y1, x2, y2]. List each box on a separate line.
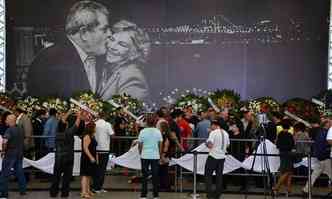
[273, 121, 295, 195]
[15, 107, 34, 182]
[43, 108, 58, 153]
[80, 121, 98, 199]
[92, 113, 114, 193]
[194, 110, 211, 145]
[303, 119, 332, 194]
[204, 120, 230, 199]
[0, 114, 27, 198]
[138, 114, 163, 199]
[50, 110, 85, 198]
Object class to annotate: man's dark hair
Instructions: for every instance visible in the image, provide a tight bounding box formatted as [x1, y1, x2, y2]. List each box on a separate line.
[156, 109, 165, 118]
[281, 119, 291, 130]
[294, 122, 306, 132]
[211, 120, 220, 127]
[145, 113, 156, 127]
[1, 111, 10, 125]
[15, 107, 26, 114]
[170, 109, 183, 119]
[49, 108, 57, 116]
[271, 111, 283, 120]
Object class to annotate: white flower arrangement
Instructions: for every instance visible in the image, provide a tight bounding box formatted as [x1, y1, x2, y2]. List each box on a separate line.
[17, 96, 41, 116]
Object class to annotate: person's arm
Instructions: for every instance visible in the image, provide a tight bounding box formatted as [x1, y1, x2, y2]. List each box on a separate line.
[108, 122, 115, 136]
[328, 140, 332, 145]
[138, 142, 143, 155]
[1, 128, 11, 157]
[169, 131, 184, 152]
[82, 135, 96, 163]
[159, 141, 163, 158]
[138, 131, 143, 155]
[23, 116, 34, 147]
[43, 120, 51, 146]
[206, 133, 214, 149]
[326, 127, 332, 145]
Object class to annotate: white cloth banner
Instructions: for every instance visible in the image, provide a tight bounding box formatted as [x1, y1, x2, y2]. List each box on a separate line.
[0, 139, 327, 177]
[242, 139, 280, 173]
[170, 143, 243, 175]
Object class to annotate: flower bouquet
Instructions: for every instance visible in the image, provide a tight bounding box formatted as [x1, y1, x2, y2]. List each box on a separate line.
[175, 93, 208, 113]
[17, 96, 42, 116]
[283, 98, 320, 122]
[247, 97, 280, 115]
[70, 91, 104, 115]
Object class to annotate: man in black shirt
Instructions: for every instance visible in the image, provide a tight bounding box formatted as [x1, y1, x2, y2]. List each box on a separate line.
[50, 110, 85, 198]
[0, 114, 27, 198]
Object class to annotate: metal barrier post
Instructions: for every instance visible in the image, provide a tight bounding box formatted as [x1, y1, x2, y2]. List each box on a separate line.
[192, 151, 199, 199]
[308, 153, 312, 199]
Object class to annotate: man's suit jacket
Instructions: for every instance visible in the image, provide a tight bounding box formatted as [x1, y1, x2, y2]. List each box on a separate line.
[17, 114, 34, 149]
[27, 36, 103, 98]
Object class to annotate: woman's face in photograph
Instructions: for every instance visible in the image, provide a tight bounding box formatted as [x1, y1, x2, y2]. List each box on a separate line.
[106, 31, 133, 64]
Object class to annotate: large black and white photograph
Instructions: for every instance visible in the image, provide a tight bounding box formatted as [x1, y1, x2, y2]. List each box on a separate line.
[7, 0, 329, 102]
[4, 0, 332, 199]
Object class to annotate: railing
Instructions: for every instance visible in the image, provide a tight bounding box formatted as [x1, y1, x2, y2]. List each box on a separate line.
[16, 135, 331, 198]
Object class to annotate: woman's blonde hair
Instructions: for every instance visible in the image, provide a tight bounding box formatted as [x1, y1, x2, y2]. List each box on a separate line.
[112, 20, 151, 63]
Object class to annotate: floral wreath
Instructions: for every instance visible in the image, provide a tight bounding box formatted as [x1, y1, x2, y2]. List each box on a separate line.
[283, 98, 320, 122]
[175, 93, 208, 113]
[208, 89, 241, 110]
[247, 97, 280, 115]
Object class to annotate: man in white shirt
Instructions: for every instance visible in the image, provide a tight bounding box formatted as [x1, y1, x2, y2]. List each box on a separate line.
[92, 114, 114, 193]
[204, 120, 230, 199]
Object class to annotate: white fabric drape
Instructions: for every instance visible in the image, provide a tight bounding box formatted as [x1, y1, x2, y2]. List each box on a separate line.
[0, 139, 327, 178]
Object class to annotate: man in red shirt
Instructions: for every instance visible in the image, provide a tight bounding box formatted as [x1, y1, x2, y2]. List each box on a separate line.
[176, 111, 192, 151]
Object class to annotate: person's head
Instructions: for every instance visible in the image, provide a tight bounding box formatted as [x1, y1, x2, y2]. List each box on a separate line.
[84, 122, 96, 136]
[293, 122, 306, 133]
[80, 110, 92, 122]
[159, 121, 169, 134]
[210, 120, 220, 131]
[106, 20, 150, 64]
[49, 108, 57, 117]
[271, 111, 283, 123]
[35, 109, 47, 119]
[170, 109, 183, 122]
[200, 110, 208, 120]
[14, 107, 26, 116]
[1, 111, 10, 125]
[242, 111, 253, 121]
[156, 108, 166, 119]
[219, 108, 229, 120]
[281, 119, 291, 131]
[145, 113, 156, 128]
[207, 108, 216, 120]
[160, 106, 168, 116]
[65, 0, 112, 56]
[5, 114, 17, 127]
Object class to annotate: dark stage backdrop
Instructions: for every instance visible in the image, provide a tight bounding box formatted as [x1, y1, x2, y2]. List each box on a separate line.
[6, 0, 329, 102]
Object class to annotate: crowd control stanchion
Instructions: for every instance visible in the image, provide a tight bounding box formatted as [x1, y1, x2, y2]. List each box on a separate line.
[191, 151, 199, 199]
[308, 153, 312, 199]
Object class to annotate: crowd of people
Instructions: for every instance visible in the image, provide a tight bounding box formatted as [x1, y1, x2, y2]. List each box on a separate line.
[0, 103, 331, 199]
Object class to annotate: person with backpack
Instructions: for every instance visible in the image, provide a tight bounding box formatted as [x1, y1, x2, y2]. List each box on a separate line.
[303, 119, 332, 194]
